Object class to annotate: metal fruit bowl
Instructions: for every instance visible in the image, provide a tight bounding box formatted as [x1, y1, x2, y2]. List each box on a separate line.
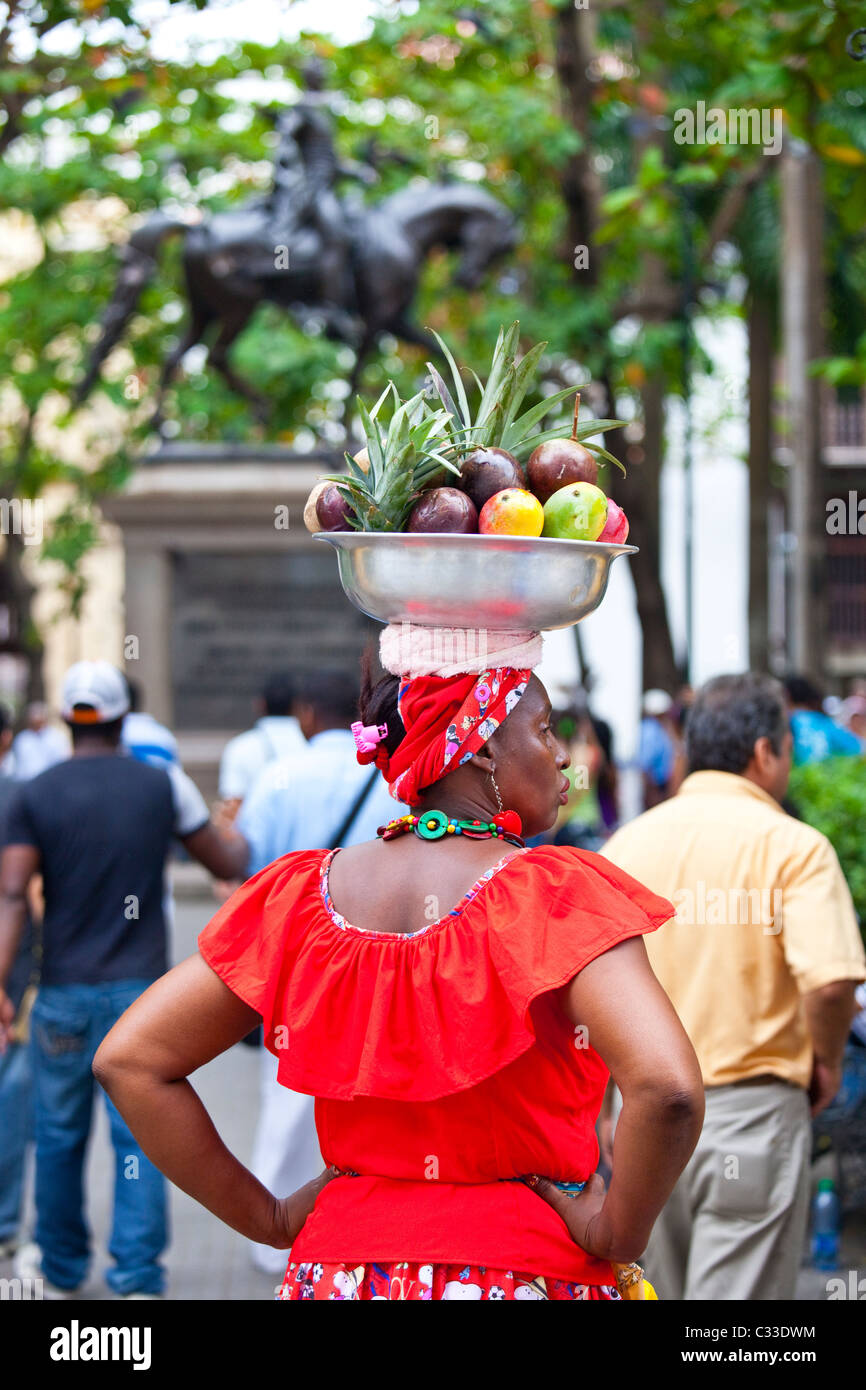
[313, 530, 637, 631]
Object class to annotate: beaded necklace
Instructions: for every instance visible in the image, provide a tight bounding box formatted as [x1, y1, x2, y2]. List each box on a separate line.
[377, 807, 525, 849]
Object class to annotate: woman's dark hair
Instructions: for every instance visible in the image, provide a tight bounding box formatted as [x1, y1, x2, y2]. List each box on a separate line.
[686, 673, 788, 776]
[358, 642, 405, 756]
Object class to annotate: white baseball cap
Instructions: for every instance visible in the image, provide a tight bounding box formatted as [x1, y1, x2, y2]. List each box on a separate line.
[60, 661, 130, 724]
[642, 688, 673, 717]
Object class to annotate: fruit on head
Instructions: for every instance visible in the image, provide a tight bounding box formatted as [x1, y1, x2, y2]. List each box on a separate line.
[407, 487, 478, 534]
[527, 391, 599, 501]
[598, 497, 629, 543]
[315, 482, 354, 532]
[479, 488, 545, 537]
[330, 384, 457, 531]
[542, 482, 608, 541]
[459, 447, 526, 512]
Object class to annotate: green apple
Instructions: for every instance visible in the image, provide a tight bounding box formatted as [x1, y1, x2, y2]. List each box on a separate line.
[542, 481, 608, 541]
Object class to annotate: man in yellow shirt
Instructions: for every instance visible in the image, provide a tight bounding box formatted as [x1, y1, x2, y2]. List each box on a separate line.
[603, 672, 865, 1300]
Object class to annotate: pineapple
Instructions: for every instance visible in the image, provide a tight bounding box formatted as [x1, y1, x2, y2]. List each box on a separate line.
[320, 384, 457, 532]
[427, 320, 625, 470]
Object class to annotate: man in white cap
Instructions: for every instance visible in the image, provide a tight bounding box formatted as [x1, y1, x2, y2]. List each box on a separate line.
[0, 661, 248, 1298]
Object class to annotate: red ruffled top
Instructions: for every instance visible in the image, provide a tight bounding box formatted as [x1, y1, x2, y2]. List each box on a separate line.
[198, 843, 673, 1282]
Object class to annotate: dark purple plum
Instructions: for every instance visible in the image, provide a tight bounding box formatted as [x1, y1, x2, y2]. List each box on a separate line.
[315, 483, 353, 532]
[527, 439, 598, 502]
[407, 487, 478, 534]
[458, 447, 526, 511]
[527, 392, 599, 502]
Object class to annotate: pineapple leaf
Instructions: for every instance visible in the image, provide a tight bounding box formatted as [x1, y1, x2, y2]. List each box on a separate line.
[355, 394, 385, 477]
[584, 440, 627, 475]
[476, 321, 518, 430]
[428, 330, 472, 425]
[342, 452, 369, 483]
[468, 368, 485, 397]
[368, 382, 393, 420]
[499, 341, 548, 435]
[573, 418, 628, 439]
[426, 363, 461, 428]
[501, 383, 580, 451]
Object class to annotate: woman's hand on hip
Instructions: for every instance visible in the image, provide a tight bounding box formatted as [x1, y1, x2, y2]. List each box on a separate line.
[270, 1168, 337, 1249]
[529, 1172, 613, 1260]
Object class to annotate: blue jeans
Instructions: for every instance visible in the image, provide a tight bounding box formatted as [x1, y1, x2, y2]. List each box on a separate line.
[0, 1038, 33, 1241]
[30, 981, 167, 1294]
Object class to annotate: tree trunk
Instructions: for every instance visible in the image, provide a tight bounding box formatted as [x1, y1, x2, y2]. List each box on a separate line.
[607, 372, 680, 692]
[554, 1, 679, 693]
[553, 2, 601, 286]
[747, 288, 773, 671]
[0, 531, 45, 704]
[780, 136, 826, 678]
[0, 413, 45, 705]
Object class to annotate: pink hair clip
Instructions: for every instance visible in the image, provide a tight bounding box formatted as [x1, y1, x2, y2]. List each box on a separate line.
[351, 720, 388, 754]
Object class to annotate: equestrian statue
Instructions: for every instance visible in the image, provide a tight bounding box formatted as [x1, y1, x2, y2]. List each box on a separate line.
[75, 59, 517, 431]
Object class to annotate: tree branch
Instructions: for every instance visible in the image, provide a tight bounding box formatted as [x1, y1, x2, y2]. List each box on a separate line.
[699, 159, 771, 268]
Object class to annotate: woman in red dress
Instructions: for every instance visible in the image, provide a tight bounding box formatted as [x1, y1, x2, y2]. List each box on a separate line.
[94, 651, 704, 1301]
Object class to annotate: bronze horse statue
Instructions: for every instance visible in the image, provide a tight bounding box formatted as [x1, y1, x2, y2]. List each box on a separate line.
[75, 180, 517, 430]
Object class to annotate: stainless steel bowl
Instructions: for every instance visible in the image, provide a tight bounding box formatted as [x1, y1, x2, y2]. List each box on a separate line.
[313, 531, 637, 631]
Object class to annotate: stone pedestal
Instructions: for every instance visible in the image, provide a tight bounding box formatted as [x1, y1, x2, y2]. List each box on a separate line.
[101, 444, 377, 800]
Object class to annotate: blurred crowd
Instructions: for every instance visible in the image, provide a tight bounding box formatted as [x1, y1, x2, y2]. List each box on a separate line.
[0, 659, 864, 1299]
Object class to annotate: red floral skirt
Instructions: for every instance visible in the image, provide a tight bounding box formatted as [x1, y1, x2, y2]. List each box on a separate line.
[278, 1260, 621, 1301]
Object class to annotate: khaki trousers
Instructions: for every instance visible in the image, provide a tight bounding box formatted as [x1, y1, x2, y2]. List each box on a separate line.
[640, 1078, 812, 1301]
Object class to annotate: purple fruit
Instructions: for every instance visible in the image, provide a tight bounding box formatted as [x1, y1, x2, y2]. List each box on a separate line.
[458, 447, 526, 511]
[528, 439, 598, 502]
[406, 487, 478, 534]
[527, 391, 599, 502]
[315, 483, 353, 532]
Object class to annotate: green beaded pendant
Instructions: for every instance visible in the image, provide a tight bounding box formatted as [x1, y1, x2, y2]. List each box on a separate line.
[415, 809, 450, 839]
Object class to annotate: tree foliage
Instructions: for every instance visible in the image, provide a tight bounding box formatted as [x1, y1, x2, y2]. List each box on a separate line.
[789, 757, 866, 939]
[1, 0, 865, 657]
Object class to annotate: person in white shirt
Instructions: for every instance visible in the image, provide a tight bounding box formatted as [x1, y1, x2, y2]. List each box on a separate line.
[217, 673, 306, 824]
[235, 668, 406, 1276]
[121, 679, 179, 769]
[11, 704, 68, 781]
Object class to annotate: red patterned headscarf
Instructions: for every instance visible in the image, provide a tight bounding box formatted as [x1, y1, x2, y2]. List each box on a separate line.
[357, 666, 531, 805]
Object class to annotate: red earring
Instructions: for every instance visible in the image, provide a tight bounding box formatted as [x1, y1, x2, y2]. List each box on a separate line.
[490, 772, 522, 837]
[492, 809, 523, 837]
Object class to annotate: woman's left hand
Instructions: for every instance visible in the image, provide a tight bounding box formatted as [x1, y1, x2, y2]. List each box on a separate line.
[270, 1168, 338, 1249]
[528, 1172, 612, 1259]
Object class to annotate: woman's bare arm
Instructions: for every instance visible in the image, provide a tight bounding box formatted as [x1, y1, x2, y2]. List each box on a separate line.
[549, 935, 704, 1263]
[93, 953, 331, 1248]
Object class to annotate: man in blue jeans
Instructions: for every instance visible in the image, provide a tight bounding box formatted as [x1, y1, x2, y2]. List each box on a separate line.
[0, 701, 34, 1259]
[0, 662, 247, 1297]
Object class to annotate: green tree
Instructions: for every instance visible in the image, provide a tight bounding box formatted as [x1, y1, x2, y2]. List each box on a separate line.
[3, 0, 866, 697]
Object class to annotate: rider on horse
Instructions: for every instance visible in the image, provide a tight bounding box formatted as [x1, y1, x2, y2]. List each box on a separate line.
[263, 58, 377, 343]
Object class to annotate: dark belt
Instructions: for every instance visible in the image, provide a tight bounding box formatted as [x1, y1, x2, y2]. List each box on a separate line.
[708, 1073, 800, 1090]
